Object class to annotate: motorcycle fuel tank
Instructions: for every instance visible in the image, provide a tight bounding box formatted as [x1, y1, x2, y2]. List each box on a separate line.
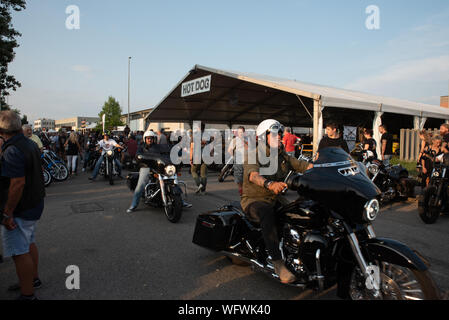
[297, 147, 381, 224]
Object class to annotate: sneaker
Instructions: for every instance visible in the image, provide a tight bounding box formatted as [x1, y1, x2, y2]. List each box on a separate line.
[126, 207, 137, 214]
[273, 260, 297, 284]
[8, 278, 42, 292]
[195, 184, 204, 194]
[88, 177, 96, 181]
[182, 201, 192, 208]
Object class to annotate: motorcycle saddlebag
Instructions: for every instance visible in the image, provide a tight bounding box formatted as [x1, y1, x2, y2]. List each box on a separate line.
[192, 207, 241, 251]
[126, 172, 139, 191]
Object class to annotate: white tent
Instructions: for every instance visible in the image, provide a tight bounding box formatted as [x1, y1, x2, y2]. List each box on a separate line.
[146, 65, 449, 152]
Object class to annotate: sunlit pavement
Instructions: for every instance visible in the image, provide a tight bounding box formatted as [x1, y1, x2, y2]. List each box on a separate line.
[0, 167, 448, 300]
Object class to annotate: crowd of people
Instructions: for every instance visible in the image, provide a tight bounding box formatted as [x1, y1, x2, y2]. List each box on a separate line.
[3, 108, 449, 298]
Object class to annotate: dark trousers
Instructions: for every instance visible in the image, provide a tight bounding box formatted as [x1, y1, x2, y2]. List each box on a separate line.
[245, 201, 282, 261]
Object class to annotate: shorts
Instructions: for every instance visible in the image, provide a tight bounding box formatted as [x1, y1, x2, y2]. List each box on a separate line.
[234, 164, 244, 184]
[2, 217, 37, 258]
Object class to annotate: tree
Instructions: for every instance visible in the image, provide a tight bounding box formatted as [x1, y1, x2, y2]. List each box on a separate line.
[0, 0, 26, 111]
[97, 96, 124, 132]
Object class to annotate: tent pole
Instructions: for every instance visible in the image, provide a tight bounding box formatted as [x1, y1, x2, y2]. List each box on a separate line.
[296, 95, 313, 119]
[313, 98, 322, 155]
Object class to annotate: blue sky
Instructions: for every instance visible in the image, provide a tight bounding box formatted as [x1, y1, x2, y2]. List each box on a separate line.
[7, 0, 449, 122]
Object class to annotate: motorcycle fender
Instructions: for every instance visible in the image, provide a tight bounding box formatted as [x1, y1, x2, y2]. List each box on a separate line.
[364, 238, 428, 271]
[170, 184, 183, 196]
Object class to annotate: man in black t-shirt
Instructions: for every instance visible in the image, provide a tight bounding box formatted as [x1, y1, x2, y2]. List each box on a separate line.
[379, 125, 393, 166]
[440, 124, 449, 154]
[317, 122, 349, 158]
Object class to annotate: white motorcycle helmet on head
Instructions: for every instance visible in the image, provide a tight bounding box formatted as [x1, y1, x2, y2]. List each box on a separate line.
[143, 130, 157, 144]
[256, 119, 285, 139]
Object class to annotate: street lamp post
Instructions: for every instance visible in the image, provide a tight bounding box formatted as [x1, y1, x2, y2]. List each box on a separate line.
[128, 56, 132, 127]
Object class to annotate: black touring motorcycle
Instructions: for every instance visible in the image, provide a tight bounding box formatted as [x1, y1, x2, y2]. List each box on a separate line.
[126, 152, 187, 223]
[418, 152, 449, 224]
[193, 148, 441, 300]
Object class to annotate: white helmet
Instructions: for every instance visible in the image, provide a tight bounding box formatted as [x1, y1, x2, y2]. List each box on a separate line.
[143, 130, 157, 142]
[256, 119, 284, 137]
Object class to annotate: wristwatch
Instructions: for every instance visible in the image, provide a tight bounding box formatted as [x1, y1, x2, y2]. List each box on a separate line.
[264, 180, 273, 190]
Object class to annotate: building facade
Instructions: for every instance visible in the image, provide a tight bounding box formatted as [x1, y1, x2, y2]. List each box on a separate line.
[55, 117, 100, 131]
[441, 96, 448, 108]
[34, 118, 55, 131]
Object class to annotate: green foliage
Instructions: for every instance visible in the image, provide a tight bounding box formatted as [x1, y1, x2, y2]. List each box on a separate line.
[0, 0, 26, 107]
[97, 96, 124, 132]
[390, 156, 419, 177]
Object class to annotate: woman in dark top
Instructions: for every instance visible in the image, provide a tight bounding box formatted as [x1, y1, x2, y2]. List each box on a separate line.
[363, 129, 377, 159]
[420, 135, 444, 187]
[65, 132, 82, 176]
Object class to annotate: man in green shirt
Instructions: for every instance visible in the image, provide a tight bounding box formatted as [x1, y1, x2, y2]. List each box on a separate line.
[241, 119, 312, 284]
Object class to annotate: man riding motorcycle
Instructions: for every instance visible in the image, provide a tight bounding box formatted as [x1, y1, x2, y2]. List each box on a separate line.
[88, 131, 122, 181]
[126, 131, 191, 213]
[241, 119, 312, 284]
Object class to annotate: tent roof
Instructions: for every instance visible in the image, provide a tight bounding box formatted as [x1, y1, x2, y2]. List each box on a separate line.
[146, 64, 449, 125]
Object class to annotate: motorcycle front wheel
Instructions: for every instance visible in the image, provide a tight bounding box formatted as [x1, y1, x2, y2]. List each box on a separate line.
[164, 193, 183, 223]
[418, 186, 441, 224]
[349, 262, 440, 300]
[50, 162, 69, 181]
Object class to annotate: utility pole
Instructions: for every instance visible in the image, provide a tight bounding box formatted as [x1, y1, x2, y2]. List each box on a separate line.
[128, 57, 132, 127]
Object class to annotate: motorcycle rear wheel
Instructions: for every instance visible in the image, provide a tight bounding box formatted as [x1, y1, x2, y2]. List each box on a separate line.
[349, 262, 440, 300]
[43, 169, 52, 187]
[418, 186, 441, 224]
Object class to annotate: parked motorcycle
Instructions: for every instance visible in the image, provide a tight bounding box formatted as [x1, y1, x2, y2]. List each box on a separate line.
[126, 153, 187, 223]
[351, 143, 415, 204]
[193, 147, 441, 300]
[41, 149, 69, 182]
[43, 167, 52, 187]
[218, 156, 234, 182]
[418, 152, 449, 224]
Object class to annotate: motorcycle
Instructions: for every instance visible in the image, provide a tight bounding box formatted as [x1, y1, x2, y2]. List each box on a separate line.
[41, 148, 69, 182]
[351, 144, 415, 204]
[126, 153, 187, 223]
[98, 146, 122, 185]
[218, 156, 234, 182]
[192, 147, 441, 300]
[418, 152, 449, 224]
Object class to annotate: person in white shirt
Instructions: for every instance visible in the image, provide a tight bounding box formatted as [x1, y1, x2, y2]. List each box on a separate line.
[89, 131, 122, 181]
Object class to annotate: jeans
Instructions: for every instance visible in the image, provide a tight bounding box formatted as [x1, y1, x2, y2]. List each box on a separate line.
[383, 155, 393, 166]
[91, 154, 122, 179]
[83, 151, 91, 169]
[130, 168, 151, 208]
[66, 155, 78, 173]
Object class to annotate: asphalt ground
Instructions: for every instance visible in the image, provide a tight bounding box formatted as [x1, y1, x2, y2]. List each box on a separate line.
[0, 167, 448, 300]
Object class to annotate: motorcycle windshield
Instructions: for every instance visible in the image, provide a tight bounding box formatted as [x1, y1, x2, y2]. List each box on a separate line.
[299, 147, 380, 223]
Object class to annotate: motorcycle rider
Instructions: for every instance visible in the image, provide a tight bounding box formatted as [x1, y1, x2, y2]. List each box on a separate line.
[127, 131, 191, 213]
[88, 131, 122, 181]
[241, 119, 312, 284]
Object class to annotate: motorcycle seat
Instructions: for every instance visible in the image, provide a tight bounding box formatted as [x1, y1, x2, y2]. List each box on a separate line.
[227, 201, 261, 228]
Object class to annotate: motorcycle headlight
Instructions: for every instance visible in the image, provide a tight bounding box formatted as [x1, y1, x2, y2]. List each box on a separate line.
[363, 199, 380, 222]
[432, 171, 440, 178]
[165, 165, 176, 176]
[368, 164, 379, 175]
[107, 150, 113, 156]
